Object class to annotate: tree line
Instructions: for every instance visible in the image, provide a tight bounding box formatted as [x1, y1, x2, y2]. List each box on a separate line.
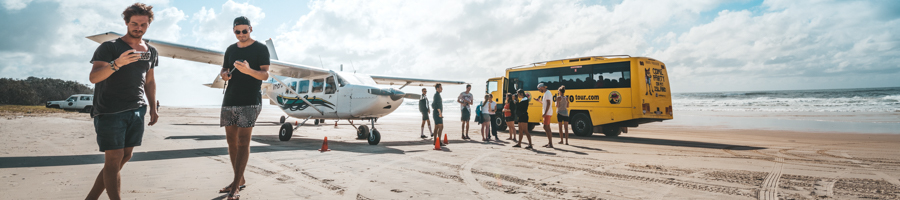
[0, 77, 93, 105]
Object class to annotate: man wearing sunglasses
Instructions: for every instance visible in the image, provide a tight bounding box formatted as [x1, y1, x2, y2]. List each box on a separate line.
[217, 16, 270, 200]
[86, 3, 159, 200]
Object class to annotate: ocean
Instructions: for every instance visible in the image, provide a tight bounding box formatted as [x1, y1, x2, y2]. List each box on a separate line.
[673, 87, 900, 112]
[398, 87, 900, 134]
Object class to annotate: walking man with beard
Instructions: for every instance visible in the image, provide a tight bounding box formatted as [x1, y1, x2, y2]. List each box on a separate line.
[217, 16, 271, 200]
[85, 3, 159, 200]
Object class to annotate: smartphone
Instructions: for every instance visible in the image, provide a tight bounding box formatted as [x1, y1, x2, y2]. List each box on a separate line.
[133, 51, 152, 61]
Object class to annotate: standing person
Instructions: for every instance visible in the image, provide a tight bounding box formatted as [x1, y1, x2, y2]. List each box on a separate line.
[503, 93, 517, 142]
[488, 94, 499, 141]
[419, 88, 433, 138]
[217, 16, 270, 200]
[538, 83, 554, 148]
[512, 89, 533, 149]
[556, 86, 570, 145]
[85, 3, 159, 200]
[433, 84, 445, 146]
[480, 94, 493, 142]
[457, 84, 473, 139]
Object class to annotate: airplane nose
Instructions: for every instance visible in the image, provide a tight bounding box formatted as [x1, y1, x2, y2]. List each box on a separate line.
[368, 88, 404, 101]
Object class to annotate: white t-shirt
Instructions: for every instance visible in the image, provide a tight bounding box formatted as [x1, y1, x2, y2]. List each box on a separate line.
[542, 90, 553, 115]
[482, 101, 496, 114]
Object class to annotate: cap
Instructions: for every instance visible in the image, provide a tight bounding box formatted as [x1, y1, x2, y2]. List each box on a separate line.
[233, 16, 251, 27]
[537, 83, 545, 89]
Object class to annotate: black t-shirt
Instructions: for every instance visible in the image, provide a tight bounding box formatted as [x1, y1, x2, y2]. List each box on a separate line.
[89, 38, 158, 117]
[222, 41, 270, 106]
[432, 92, 442, 112]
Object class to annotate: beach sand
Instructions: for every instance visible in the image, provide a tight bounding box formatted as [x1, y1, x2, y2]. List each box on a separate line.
[1, 107, 899, 199]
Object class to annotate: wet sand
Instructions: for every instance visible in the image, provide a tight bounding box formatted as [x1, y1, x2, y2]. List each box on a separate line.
[1, 107, 899, 199]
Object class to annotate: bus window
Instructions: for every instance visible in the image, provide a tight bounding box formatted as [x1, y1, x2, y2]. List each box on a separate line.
[312, 79, 324, 93]
[537, 75, 559, 89]
[297, 80, 310, 93]
[487, 81, 498, 94]
[325, 76, 337, 94]
[590, 62, 631, 88]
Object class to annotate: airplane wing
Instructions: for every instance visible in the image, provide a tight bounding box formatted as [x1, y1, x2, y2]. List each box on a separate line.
[86, 32, 332, 81]
[369, 75, 467, 88]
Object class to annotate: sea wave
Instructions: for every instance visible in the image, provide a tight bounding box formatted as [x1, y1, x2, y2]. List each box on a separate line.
[671, 87, 900, 112]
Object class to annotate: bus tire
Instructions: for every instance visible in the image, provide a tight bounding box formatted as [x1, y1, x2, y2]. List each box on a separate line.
[495, 116, 507, 131]
[602, 126, 621, 137]
[571, 113, 593, 137]
[527, 123, 536, 132]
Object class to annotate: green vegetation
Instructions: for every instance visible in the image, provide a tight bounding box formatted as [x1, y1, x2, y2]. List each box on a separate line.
[0, 105, 69, 115]
[0, 77, 93, 105]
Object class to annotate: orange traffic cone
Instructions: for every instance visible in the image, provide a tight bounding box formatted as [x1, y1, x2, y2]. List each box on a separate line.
[433, 135, 441, 150]
[319, 137, 331, 152]
[443, 134, 448, 145]
[294, 121, 298, 126]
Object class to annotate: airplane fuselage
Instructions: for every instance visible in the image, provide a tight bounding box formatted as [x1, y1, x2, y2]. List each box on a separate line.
[263, 71, 404, 120]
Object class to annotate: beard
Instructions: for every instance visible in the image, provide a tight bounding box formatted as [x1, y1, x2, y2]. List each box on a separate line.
[127, 30, 144, 39]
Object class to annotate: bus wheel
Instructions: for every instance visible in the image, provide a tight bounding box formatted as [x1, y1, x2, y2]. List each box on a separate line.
[527, 123, 536, 132]
[495, 117, 507, 131]
[602, 126, 621, 137]
[571, 113, 593, 137]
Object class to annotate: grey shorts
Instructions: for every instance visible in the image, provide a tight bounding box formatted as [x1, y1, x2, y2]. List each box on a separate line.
[94, 106, 146, 152]
[461, 108, 471, 121]
[221, 105, 262, 128]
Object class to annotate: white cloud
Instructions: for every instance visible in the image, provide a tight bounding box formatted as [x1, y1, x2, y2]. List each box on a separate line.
[1, 0, 898, 106]
[652, 0, 900, 92]
[190, 0, 266, 50]
[2, 0, 32, 10]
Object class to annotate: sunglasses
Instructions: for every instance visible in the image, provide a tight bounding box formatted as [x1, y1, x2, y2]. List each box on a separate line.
[234, 29, 249, 35]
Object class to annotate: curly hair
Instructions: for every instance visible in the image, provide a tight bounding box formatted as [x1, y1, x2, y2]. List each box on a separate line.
[122, 3, 154, 23]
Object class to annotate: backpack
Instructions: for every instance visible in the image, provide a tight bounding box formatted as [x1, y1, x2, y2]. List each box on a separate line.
[474, 102, 483, 124]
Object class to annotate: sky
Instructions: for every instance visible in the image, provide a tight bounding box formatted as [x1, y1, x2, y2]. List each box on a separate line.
[1, 0, 898, 106]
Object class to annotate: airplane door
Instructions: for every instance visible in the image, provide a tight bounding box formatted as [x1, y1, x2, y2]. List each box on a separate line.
[333, 75, 352, 117]
[323, 75, 340, 118]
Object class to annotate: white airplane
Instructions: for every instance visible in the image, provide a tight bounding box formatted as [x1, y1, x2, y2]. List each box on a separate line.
[87, 32, 465, 145]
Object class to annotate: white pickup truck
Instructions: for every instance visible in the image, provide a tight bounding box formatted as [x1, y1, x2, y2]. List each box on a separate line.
[46, 94, 94, 113]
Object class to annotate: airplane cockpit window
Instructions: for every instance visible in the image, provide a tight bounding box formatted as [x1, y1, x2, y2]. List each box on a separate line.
[325, 76, 337, 94]
[312, 79, 324, 93]
[335, 75, 347, 87]
[297, 80, 310, 94]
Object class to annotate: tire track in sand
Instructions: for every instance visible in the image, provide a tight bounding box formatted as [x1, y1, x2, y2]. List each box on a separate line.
[758, 156, 784, 200]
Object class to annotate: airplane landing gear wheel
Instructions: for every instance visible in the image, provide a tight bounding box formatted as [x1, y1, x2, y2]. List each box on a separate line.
[314, 119, 320, 125]
[357, 125, 369, 139]
[280, 116, 286, 124]
[279, 123, 293, 141]
[367, 128, 381, 145]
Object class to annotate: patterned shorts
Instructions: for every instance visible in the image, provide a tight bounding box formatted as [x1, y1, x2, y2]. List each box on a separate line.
[220, 105, 262, 128]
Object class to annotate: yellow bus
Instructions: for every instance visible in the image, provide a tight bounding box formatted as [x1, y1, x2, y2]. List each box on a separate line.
[486, 55, 673, 137]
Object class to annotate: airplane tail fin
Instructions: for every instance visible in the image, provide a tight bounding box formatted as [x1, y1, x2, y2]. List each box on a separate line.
[265, 38, 279, 60]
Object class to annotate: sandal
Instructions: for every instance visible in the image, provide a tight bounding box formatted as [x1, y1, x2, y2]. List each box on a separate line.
[227, 191, 241, 200]
[512, 144, 521, 148]
[524, 145, 533, 149]
[558, 141, 564, 144]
